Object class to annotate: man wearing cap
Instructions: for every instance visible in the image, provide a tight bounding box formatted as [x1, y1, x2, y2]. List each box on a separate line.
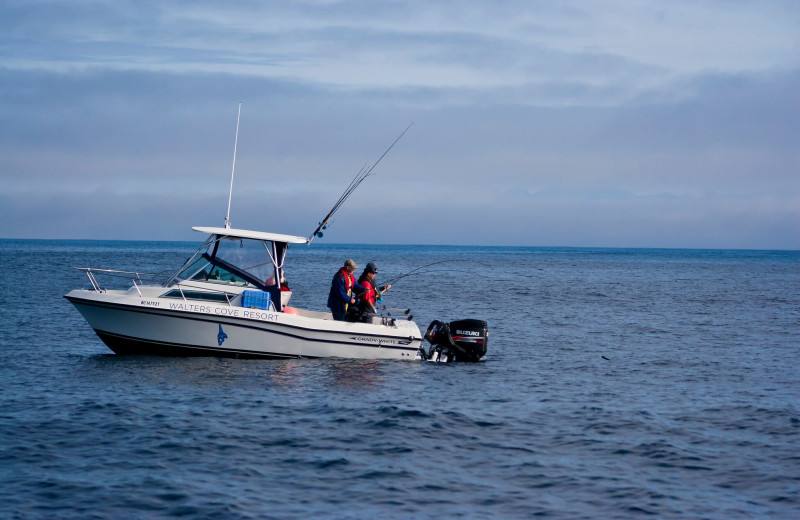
[357, 262, 392, 316]
[327, 259, 366, 321]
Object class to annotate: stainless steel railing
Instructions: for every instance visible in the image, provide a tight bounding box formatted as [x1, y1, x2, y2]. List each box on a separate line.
[74, 267, 238, 305]
[74, 267, 165, 293]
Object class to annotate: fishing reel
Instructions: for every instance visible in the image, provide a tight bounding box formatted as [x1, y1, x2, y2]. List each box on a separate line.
[314, 223, 328, 239]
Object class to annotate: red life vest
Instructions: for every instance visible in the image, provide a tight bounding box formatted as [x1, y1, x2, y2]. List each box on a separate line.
[339, 268, 355, 296]
[360, 280, 377, 305]
[338, 268, 356, 312]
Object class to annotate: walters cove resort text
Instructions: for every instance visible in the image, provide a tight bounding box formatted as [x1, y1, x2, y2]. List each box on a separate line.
[140, 300, 278, 322]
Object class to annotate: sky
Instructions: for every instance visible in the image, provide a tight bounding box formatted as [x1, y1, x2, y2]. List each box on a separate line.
[1, 0, 798, 249]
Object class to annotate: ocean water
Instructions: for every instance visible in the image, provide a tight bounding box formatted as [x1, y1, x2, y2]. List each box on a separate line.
[0, 239, 798, 519]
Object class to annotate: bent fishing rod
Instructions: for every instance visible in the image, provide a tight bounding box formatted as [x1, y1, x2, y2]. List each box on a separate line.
[308, 122, 414, 243]
[380, 259, 493, 287]
[350, 261, 480, 297]
[354, 262, 490, 320]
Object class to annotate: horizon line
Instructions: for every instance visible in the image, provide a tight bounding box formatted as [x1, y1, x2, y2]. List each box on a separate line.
[2, 237, 798, 253]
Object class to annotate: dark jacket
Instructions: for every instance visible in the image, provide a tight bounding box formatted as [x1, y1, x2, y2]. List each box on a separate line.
[327, 269, 366, 313]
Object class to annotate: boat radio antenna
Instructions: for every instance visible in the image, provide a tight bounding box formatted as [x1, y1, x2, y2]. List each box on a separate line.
[224, 102, 242, 229]
[308, 122, 413, 243]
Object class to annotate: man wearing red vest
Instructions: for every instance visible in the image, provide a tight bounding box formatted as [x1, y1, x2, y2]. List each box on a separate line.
[357, 262, 392, 315]
[327, 259, 366, 321]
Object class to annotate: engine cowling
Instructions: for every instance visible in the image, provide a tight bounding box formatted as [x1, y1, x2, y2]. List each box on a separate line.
[421, 319, 488, 362]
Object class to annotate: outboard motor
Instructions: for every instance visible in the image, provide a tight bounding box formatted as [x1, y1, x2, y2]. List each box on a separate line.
[419, 319, 488, 363]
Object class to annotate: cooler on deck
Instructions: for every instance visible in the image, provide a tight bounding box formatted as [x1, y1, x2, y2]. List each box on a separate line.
[242, 290, 271, 310]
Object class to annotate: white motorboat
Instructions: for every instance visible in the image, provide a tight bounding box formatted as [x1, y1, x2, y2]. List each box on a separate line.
[65, 108, 487, 362]
[65, 226, 425, 360]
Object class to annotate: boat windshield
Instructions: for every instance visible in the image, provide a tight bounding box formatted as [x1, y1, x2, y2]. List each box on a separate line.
[175, 237, 279, 289]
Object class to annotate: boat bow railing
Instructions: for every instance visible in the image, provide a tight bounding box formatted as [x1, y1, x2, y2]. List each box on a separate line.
[76, 268, 252, 307]
[74, 268, 167, 294]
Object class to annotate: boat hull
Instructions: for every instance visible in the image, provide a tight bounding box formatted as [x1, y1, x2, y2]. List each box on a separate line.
[95, 330, 304, 359]
[65, 290, 422, 360]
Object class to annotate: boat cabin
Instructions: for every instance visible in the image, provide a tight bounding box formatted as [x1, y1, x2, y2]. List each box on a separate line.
[165, 227, 308, 311]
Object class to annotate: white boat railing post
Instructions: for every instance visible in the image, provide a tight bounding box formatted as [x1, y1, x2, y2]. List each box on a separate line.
[86, 269, 101, 292]
[132, 279, 142, 297]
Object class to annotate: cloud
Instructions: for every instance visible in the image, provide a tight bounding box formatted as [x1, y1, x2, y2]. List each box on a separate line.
[3, 1, 797, 99]
[0, 1, 798, 249]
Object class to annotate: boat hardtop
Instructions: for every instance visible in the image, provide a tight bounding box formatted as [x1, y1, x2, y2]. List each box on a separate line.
[191, 226, 308, 244]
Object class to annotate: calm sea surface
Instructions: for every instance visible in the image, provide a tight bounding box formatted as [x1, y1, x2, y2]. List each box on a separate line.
[1, 239, 798, 519]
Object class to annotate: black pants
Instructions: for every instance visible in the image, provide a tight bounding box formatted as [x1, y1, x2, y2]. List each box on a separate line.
[330, 303, 347, 321]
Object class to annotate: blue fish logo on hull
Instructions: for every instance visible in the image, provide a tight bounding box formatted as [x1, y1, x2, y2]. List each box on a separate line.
[217, 324, 228, 346]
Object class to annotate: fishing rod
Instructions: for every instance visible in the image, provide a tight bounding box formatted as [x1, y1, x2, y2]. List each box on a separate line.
[360, 306, 414, 321]
[355, 263, 484, 320]
[381, 259, 492, 287]
[375, 306, 411, 314]
[308, 123, 414, 243]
